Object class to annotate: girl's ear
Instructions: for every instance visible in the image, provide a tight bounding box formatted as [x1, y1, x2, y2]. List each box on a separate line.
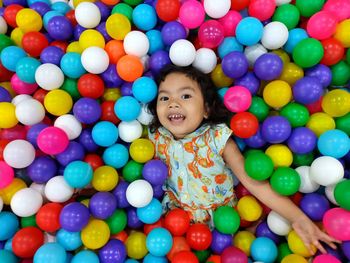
[204, 103, 210, 119]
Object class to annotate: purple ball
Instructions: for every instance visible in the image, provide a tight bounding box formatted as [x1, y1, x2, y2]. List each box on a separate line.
[96, 22, 112, 42]
[73, 98, 102, 124]
[56, 141, 85, 166]
[293, 76, 323, 105]
[300, 193, 330, 221]
[161, 21, 187, 46]
[40, 46, 64, 66]
[152, 184, 164, 200]
[26, 123, 49, 148]
[305, 64, 332, 88]
[120, 82, 133, 97]
[100, 64, 123, 88]
[47, 16, 73, 41]
[0, 86, 11, 102]
[254, 53, 283, 81]
[27, 156, 57, 184]
[315, 244, 344, 261]
[73, 25, 86, 41]
[261, 116, 292, 143]
[78, 128, 99, 152]
[89, 192, 117, 219]
[112, 180, 130, 208]
[0, 7, 4, 16]
[127, 207, 144, 229]
[142, 159, 168, 186]
[94, 1, 111, 21]
[287, 127, 317, 154]
[211, 229, 233, 254]
[235, 72, 260, 95]
[3, 0, 26, 6]
[149, 50, 171, 76]
[30, 2, 51, 16]
[60, 202, 90, 232]
[244, 127, 266, 148]
[99, 239, 127, 263]
[255, 220, 281, 244]
[222, 51, 249, 79]
[342, 241, 350, 260]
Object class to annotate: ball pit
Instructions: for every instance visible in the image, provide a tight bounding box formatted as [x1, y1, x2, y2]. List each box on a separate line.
[0, 0, 349, 262]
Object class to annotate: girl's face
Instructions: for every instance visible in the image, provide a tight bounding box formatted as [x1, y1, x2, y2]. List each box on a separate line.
[156, 72, 208, 139]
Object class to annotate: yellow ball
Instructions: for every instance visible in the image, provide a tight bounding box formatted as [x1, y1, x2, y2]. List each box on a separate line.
[263, 80, 292, 109]
[272, 49, 290, 65]
[16, 8, 42, 33]
[79, 29, 105, 50]
[334, 19, 350, 47]
[287, 230, 316, 258]
[265, 144, 293, 167]
[306, 112, 335, 137]
[80, 199, 90, 207]
[0, 102, 18, 129]
[103, 88, 121, 101]
[281, 254, 308, 263]
[233, 231, 255, 256]
[44, 89, 73, 116]
[236, 196, 262, 222]
[125, 232, 148, 259]
[211, 64, 233, 88]
[0, 178, 26, 205]
[130, 139, 155, 163]
[92, 166, 119, 191]
[106, 14, 131, 40]
[66, 41, 83, 54]
[10, 27, 24, 47]
[81, 219, 110, 249]
[73, 0, 95, 7]
[0, 82, 15, 98]
[321, 89, 350, 117]
[279, 63, 304, 85]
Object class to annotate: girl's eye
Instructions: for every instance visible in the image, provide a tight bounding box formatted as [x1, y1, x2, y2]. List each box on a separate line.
[159, 96, 168, 101]
[181, 94, 192, 99]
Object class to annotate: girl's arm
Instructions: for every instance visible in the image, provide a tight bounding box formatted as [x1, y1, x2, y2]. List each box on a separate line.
[223, 138, 340, 255]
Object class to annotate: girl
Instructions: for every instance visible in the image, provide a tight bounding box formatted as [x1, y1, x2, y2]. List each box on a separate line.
[148, 65, 339, 255]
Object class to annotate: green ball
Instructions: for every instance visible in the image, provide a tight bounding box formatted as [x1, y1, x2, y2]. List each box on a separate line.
[248, 96, 270, 122]
[243, 149, 263, 159]
[270, 167, 301, 196]
[292, 152, 314, 167]
[295, 0, 325, 17]
[122, 160, 143, 182]
[0, 34, 14, 53]
[245, 152, 274, 181]
[335, 113, 350, 135]
[334, 180, 350, 211]
[123, 0, 143, 6]
[280, 102, 310, 128]
[61, 78, 80, 101]
[272, 4, 300, 30]
[194, 249, 210, 263]
[277, 242, 292, 262]
[213, 206, 240, 234]
[21, 215, 37, 228]
[292, 38, 324, 68]
[112, 3, 133, 22]
[346, 48, 350, 65]
[330, 61, 350, 86]
[106, 209, 127, 234]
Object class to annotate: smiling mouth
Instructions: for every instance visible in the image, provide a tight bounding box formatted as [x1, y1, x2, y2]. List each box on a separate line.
[168, 114, 185, 122]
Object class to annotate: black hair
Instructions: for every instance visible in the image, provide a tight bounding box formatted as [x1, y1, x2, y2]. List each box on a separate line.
[147, 64, 231, 132]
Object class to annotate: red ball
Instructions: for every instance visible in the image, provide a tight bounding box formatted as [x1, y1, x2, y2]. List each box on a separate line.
[167, 236, 191, 261]
[320, 38, 345, 66]
[144, 218, 164, 235]
[22, 32, 49, 57]
[235, 183, 251, 199]
[231, 0, 250, 11]
[65, 9, 77, 27]
[12, 227, 44, 258]
[248, 0, 276, 21]
[77, 73, 105, 99]
[36, 203, 63, 232]
[164, 208, 190, 236]
[100, 101, 120, 124]
[206, 255, 221, 263]
[230, 112, 259, 139]
[0, 139, 10, 161]
[156, 0, 180, 22]
[3, 4, 23, 28]
[186, 223, 212, 251]
[50, 41, 68, 52]
[84, 153, 104, 171]
[305, 96, 323, 114]
[172, 251, 199, 263]
[33, 89, 48, 104]
[0, 61, 14, 82]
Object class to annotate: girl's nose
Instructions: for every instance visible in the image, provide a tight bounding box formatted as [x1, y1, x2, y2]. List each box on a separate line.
[168, 100, 180, 108]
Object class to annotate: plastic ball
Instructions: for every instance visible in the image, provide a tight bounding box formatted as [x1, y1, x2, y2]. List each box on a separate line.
[4, 139, 35, 169]
[156, 0, 180, 22]
[214, 206, 240, 234]
[295, 166, 320, 193]
[126, 179, 153, 208]
[37, 126, 69, 155]
[233, 231, 255, 256]
[15, 98, 45, 126]
[250, 237, 278, 263]
[236, 17, 263, 46]
[265, 144, 293, 167]
[224, 85, 251, 113]
[16, 8, 42, 33]
[237, 195, 262, 222]
[334, 180, 350, 210]
[270, 167, 301, 196]
[221, 246, 247, 263]
[323, 208, 350, 241]
[164, 208, 190, 236]
[191, 48, 217, 74]
[248, 0, 276, 21]
[263, 80, 291, 108]
[292, 38, 324, 68]
[280, 103, 309, 128]
[89, 191, 117, 219]
[300, 193, 330, 221]
[21, 31, 49, 58]
[36, 202, 63, 232]
[142, 159, 168, 186]
[293, 76, 323, 105]
[1, 46, 27, 72]
[261, 22, 288, 50]
[0, 161, 14, 189]
[103, 143, 129, 169]
[59, 202, 90, 232]
[16, 57, 41, 84]
[186, 223, 212, 251]
[318, 129, 350, 158]
[81, 218, 110, 249]
[71, 250, 99, 263]
[75, 2, 101, 28]
[91, 165, 118, 192]
[306, 112, 335, 137]
[132, 3, 157, 31]
[203, 0, 230, 18]
[34, 242, 67, 263]
[124, 31, 149, 57]
[46, 16, 73, 41]
[244, 151, 274, 180]
[56, 229, 82, 251]
[146, 227, 173, 257]
[287, 230, 316, 257]
[230, 112, 259, 139]
[179, 0, 205, 29]
[117, 55, 143, 82]
[44, 89, 73, 116]
[137, 198, 162, 224]
[10, 187, 43, 217]
[266, 210, 291, 236]
[125, 232, 148, 260]
[60, 52, 86, 79]
[35, 63, 64, 91]
[322, 89, 350, 118]
[45, 176, 74, 203]
[222, 51, 248, 79]
[0, 102, 18, 129]
[310, 156, 344, 186]
[130, 138, 155, 163]
[63, 160, 93, 188]
[81, 47, 109, 74]
[12, 226, 44, 258]
[287, 127, 317, 154]
[261, 116, 291, 144]
[334, 18, 350, 47]
[0, 178, 27, 205]
[132, 76, 157, 103]
[99, 239, 127, 263]
[54, 114, 82, 140]
[307, 11, 337, 40]
[169, 39, 196, 67]
[106, 13, 131, 40]
[0, 211, 19, 241]
[254, 53, 283, 81]
[92, 121, 118, 147]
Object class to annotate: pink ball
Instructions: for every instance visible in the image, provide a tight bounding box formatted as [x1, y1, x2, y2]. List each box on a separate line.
[218, 10, 242, 37]
[323, 208, 350, 241]
[37, 127, 69, 155]
[307, 11, 338, 40]
[248, 0, 276, 21]
[322, 0, 350, 22]
[313, 254, 341, 263]
[224, 86, 252, 113]
[221, 246, 248, 263]
[179, 0, 205, 29]
[198, 20, 225, 48]
[0, 161, 14, 189]
[11, 74, 38, 95]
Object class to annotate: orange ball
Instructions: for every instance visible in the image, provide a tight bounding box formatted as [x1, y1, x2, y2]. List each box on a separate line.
[116, 55, 143, 82]
[167, 236, 191, 261]
[105, 40, 126, 64]
[101, 0, 120, 5]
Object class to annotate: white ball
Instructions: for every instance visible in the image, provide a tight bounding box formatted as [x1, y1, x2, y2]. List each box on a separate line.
[81, 47, 109, 74]
[74, 2, 101, 28]
[261, 22, 289, 50]
[0, 16, 8, 34]
[126, 179, 153, 208]
[44, 232, 57, 243]
[124, 31, 150, 57]
[0, 197, 3, 212]
[275, 0, 291, 5]
[295, 166, 320, 193]
[203, 0, 230, 18]
[11, 188, 43, 217]
[310, 156, 344, 186]
[54, 114, 82, 140]
[137, 104, 153, 125]
[169, 39, 196, 66]
[118, 120, 143, 143]
[325, 179, 345, 205]
[244, 44, 267, 67]
[192, 48, 217, 74]
[45, 176, 74, 203]
[140, 54, 149, 72]
[12, 94, 32, 106]
[30, 182, 47, 200]
[15, 99, 45, 126]
[267, 210, 291, 236]
[4, 140, 35, 169]
[35, 63, 64, 91]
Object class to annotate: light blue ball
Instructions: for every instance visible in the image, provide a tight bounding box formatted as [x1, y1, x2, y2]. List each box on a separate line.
[125, 259, 139, 263]
[0, 250, 18, 263]
[143, 254, 167, 263]
[34, 243, 67, 263]
[0, 212, 19, 241]
[0, 46, 27, 72]
[218, 37, 243, 59]
[60, 52, 86, 79]
[132, 4, 157, 31]
[92, 121, 119, 147]
[318, 129, 350, 158]
[146, 227, 173, 257]
[43, 11, 64, 29]
[16, 57, 41, 84]
[63, 161, 93, 188]
[71, 250, 99, 263]
[146, 30, 164, 55]
[217, 87, 228, 101]
[284, 28, 308, 54]
[28, 0, 51, 6]
[103, 143, 129, 169]
[56, 229, 82, 251]
[51, 2, 71, 15]
[236, 17, 263, 46]
[4, 237, 13, 251]
[250, 237, 277, 263]
[132, 77, 158, 103]
[137, 198, 162, 224]
[114, 96, 141, 121]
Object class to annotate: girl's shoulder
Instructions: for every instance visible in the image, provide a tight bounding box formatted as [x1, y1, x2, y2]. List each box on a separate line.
[206, 123, 233, 155]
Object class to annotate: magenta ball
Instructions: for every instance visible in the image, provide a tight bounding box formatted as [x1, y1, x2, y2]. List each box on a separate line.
[198, 20, 225, 48]
[221, 246, 248, 263]
[224, 86, 252, 113]
[37, 126, 69, 155]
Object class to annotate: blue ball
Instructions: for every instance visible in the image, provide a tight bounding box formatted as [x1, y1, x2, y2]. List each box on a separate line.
[137, 198, 162, 224]
[284, 28, 308, 54]
[218, 37, 243, 59]
[132, 77, 158, 103]
[15, 57, 41, 84]
[0, 46, 27, 72]
[318, 129, 350, 159]
[51, 2, 71, 15]
[143, 254, 167, 263]
[146, 227, 173, 257]
[236, 17, 263, 46]
[114, 96, 141, 121]
[103, 143, 129, 169]
[0, 250, 18, 263]
[250, 237, 277, 263]
[0, 212, 19, 241]
[132, 4, 157, 31]
[63, 161, 93, 188]
[56, 229, 82, 251]
[34, 243, 67, 263]
[71, 250, 99, 263]
[146, 29, 164, 54]
[92, 121, 119, 147]
[125, 260, 139, 263]
[60, 52, 86, 79]
[43, 11, 64, 29]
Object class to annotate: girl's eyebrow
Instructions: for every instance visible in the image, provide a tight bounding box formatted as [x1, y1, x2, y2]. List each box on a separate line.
[159, 86, 195, 95]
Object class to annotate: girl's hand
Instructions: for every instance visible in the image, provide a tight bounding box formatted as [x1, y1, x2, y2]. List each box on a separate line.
[291, 215, 341, 255]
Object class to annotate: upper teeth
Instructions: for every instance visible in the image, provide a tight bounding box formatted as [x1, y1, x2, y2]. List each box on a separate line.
[169, 114, 184, 119]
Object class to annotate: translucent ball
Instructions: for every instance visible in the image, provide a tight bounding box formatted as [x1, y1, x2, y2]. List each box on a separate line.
[123, 31, 150, 57]
[118, 120, 143, 143]
[4, 140, 35, 169]
[15, 99, 45, 126]
[81, 47, 109, 74]
[75, 2, 101, 28]
[35, 63, 64, 91]
[169, 39, 196, 66]
[10, 188, 43, 217]
[126, 179, 153, 208]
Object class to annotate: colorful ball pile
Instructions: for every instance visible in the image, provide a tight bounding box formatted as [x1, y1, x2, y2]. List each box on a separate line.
[0, 0, 350, 262]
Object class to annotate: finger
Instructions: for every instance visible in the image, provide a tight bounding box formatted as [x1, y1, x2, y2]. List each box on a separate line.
[313, 240, 326, 254]
[319, 232, 340, 248]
